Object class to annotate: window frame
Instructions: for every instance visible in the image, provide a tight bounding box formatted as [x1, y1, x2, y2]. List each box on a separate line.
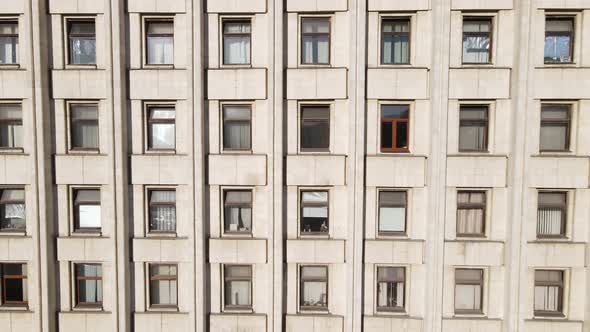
[299, 104, 331, 153]
[64, 17, 97, 67]
[299, 16, 331, 66]
[536, 191, 568, 239]
[147, 263, 178, 309]
[299, 189, 330, 237]
[299, 265, 329, 312]
[380, 103, 410, 153]
[221, 103, 253, 152]
[544, 16, 575, 65]
[0, 18, 19, 67]
[67, 101, 100, 153]
[73, 263, 102, 308]
[222, 264, 253, 311]
[375, 265, 406, 313]
[71, 187, 101, 234]
[142, 16, 175, 67]
[0, 187, 26, 234]
[0, 102, 23, 151]
[454, 268, 484, 315]
[461, 16, 494, 65]
[221, 18, 252, 67]
[458, 104, 489, 153]
[377, 189, 408, 237]
[0, 263, 27, 307]
[539, 103, 571, 153]
[222, 188, 253, 236]
[456, 190, 487, 238]
[144, 103, 176, 153]
[534, 269, 565, 317]
[380, 16, 411, 66]
[146, 187, 177, 235]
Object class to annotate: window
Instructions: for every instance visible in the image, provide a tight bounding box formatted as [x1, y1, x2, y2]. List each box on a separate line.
[534, 270, 564, 316]
[148, 189, 176, 233]
[454, 269, 483, 314]
[0, 263, 27, 306]
[299, 266, 328, 310]
[381, 18, 410, 65]
[147, 106, 175, 151]
[223, 105, 251, 151]
[223, 190, 252, 234]
[545, 17, 574, 64]
[300, 106, 329, 151]
[300, 191, 328, 235]
[376, 266, 405, 312]
[223, 265, 252, 310]
[537, 192, 567, 238]
[222, 20, 251, 65]
[149, 264, 177, 307]
[378, 191, 406, 235]
[67, 20, 96, 65]
[540, 104, 570, 152]
[456, 191, 486, 237]
[462, 18, 492, 64]
[0, 21, 18, 65]
[0, 189, 25, 232]
[0, 104, 22, 149]
[381, 104, 409, 152]
[301, 17, 330, 65]
[145, 20, 173, 65]
[73, 189, 101, 232]
[74, 264, 102, 307]
[69, 104, 98, 150]
[459, 105, 488, 152]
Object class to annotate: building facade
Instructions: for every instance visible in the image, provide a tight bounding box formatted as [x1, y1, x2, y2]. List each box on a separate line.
[0, 0, 590, 332]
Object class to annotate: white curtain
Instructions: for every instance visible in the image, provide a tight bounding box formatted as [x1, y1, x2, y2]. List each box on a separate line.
[382, 35, 409, 64]
[537, 209, 562, 236]
[302, 36, 329, 64]
[224, 37, 250, 64]
[225, 280, 251, 306]
[463, 36, 490, 63]
[377, 281, 404, 308]
[457, 209, 484, 234]
[225, 207, 251, 232]
[148, 36, 173, 65]
[455, 284, 481, 310]
[78, 205, 101, 228]
[0, 36, 17, 64]
[540, 126, 567, 151]
[379, 207, 405, 232]
[149, 108, 175, 149]
[224, 122, 250, 149]
[302, 281, 327, 306]
[534, 285, 559, 311]
[79, 264, 102, 303]
[151, 279, 177, 305]
[70, 38, 96, 65]
[459, 125, 486, 151]
[149, 190, 176, 232]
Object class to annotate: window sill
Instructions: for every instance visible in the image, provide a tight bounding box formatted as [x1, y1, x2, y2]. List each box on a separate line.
[219, 64, 253, 69]
[221, 149, 254, 155]
[70, 231, 103, 238]
[298, 150, 331, 155]
[222, 232, 253, 238]
[298, 64, 332, 69]
[375, 309, 407, 316]
[142, 64, 175, 70]
[0, 305, 30, 312]
[298, 308, 329, 314]
[378, 63, 413, 68]
[379, 150, 411, 155]
[0, 148, 25, 154]
[0, 64, 21, 70]
[72, 305, 103, 312]
[299, 233, 330, 239]
[458, 63, 495, 68]
[145, 149, 177, 155]
[529, 237, 572, 243]
[147, 306, 179, 313]
[538, 63, 577, 68]
[68, 149, 100, 155]
[64, 64, 98, 70]
[532, 313, 566, 320]
[222, 307, 254, 314]
[0, 230, 27, 236]
[146, 232, 177, 238]
[453, 312, 486, 318]
[377, 233, 408, 239]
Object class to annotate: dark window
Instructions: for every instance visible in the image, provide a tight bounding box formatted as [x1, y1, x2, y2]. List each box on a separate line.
[459, 105, 488, 152]
[378, 191, 406, 235]
[376, 266, 405, 312]
[73, 189, 101, 232]
[462, 18, 492, 64]
[223, 265, 252, 310]
[545, 17, 574, 64]
[223, 190, 252, 234]
[223, 105, 251, 151]
[148, 189, 176, 233]
[381, 18, 410, 65]
[149, 264, 178, 307]
[0, 189, 25, 232]
[0, 263, 27, 306]
[301, 17, 330, 65]
[454, 269, 483, 314]
[300, 106, 329, 151]
[381, 105, 409, 152]
[0, 21, 18, 65]
[75, 263, 102, 306]
[222, 20, 251, 65]
[534, 270, 564, 316]
[147, 106, 175, 150]
[67, 20, 96, 65]
[146, 20, 173, 65]
[300, 191, 328, 235]
[456, 191, 486, 237]
[0, 104, 23, 149]
[70, 104, 99, 150]
[540, 104, 570, 152]
[537, 192, 567, 238]
[299, 266, 328, 310]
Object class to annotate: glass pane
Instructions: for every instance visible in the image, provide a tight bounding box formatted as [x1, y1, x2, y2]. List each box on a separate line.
[382, 34, 409, 64]
[396, 122, 408, 149]
[0, 35, 18, 65]
[147, 36, 173, 65]
[379, 207, 405, 232]
[150, 265, 177, 277]
[302, 213, 328, 233]
[463, 35, 490, 63]
[455, 284, 481, 310]
[71, 105, 98, 120]
[225, 280, 251, 306]
[534, 285, 560, 312]
[224, 121, 251, 150]
[149, 123, 175, 149]
[79, 279, 102, 303]
[77, 264, 102, 277]
[546, 19, 573, 32]
[4, 278, 25, 302]
[301, 119, 329, 149]
[537, 208, 563, 236]
[459, 125, 486, 151]
[457, 209, 484, 234]
[541, 105, 569, 120]
[540, 125, 568, 151]
[301, 280, 327, 307]
[377, 267, 405, 281]
[302, 19, 330, 33]
[149, 108, 175, 120]
[302, 191, 328, 203]
[223, 106, 251, 121]
[150, 279, 177, 305]
[147, 22, 173, 34]
[223, 35, 250, 64]
[456, 269, 482, 282]
[302, 35, 329, 64]
[224, 206, 252, 232]
[69, 37, 96, 65]
[226, 266, 251, 278]
[224, 21, 251, 34]
[225, 191, 252, 205]
[380, 191, 406, 205]
[0, 104, 21, 120]
[0, 23, 18, 35]
[377, 281, 404, 308]
[0, 189, 24, 202]
[301, 107, 329, 120]
[382, 19, 409, 33]
[75, 189, 100, 203]
[463, 20, 491, 32]
[301, 266, 327, 278]
[72, 121, 99, 149]
[544, 35, 571, 63]
[150, 190, 176, 204]
[382, 105, 409, 119]
[77, 204, 101, 229]
[150, 205, 176, 232]
[460, 107, 487, 120]
[381, 121, 393, 149]
[538, 192, 566, 205]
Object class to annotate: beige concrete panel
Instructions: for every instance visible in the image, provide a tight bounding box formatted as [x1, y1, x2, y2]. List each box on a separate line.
[449, 68, 511, 99]
[442, 319, 502, 332]
[583, 11, 590, 67]
[364, 316, 423, 332]
[127, 0, 186, 13]
[496, 11, 516, 68]
[57, 237, 113, 261]
[132, 238, 192, 262]
[366, 68, 429, 100]
[207, 0, 267, 13]
[207, 14, 219, 69]
[286, 68, 348, 100]
[0, 312, 33, 332]
[446, 156, 508, 188]
[0, 70, 29, 99]
[365, 156, 426, 187]
[52, 70, 107, 99]
[285, 315, 344, 332]
[572, 189, 590, 242]
[48, 0, 105, 13]
[286, 0, 347, 12]
[173, 15, 188, 70]
[368, 0, 429, 11]
[129, 155, 191, 185]
[444, 241, 504, 266]
[527, 242, 586, 267]
[533, 68, 590, 99]
[415, 12, 433, 68]
[451, 0, 513, 9]
[54, 155, 109, 184]
[129, 14, 141, 69]
[207, 68, 267, 100]
[58, 312, 113, 332]
[286, 155, 346, 186]
[286, 240, 345, 263]
[364, 240, 424, 265]
[0, 237, 34, 261]
[208, 239, 267, 264]
[134, 313, 190, 332]
[0, 0, 25, 13]
[448, 11, 463, 69]
[535, 0, 590, 8]
[51, 16, 64, 69]
[528, 157, 589, 188]
[208, 154, 267, 186]
[129, 70, 188, 100]
[209, 314, 268, 332]
[0, 155, 31, 184]
[523, 320, 582, 332]
[366, 13, 379, 68]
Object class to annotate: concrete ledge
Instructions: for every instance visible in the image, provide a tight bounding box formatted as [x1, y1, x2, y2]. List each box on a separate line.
[0, 0, 25, 13]
[0, 70, 30, 99]
[286, 155, 346, 186]
[0, 154, 31, 184]
[368, 0, 429, 11]
[286, 239, 345, 264]
[209, 313, 267, 332]
[451, 0, 513, 10]
[134, 312, 190, 331]
[366, 68, 429, 100]
[0, 311, 33, 332]
[58, 312, 113, 332]
[132, 238, 192, 263]
[366, 156, 426, 188]
[129, 70, 188, 100]
[286, 0, 348, 12]
[364, 316, 423, 332]
[0, 237, 34, 261]
[127, 0, 186, 13]
[285, 314, 344, 332]
[207, 0, 267, 13]
[57, 237, 113, 261]
[364, 240, 424, 265]
[52, 70, 107, 100]
[130, 155, 191, 185]
[446, 156, 507, 188]
[208, 154, 267, 186]
[535, 0, 590, 9]
[207, 68, 267, 100]
[449, 68, 511, 100]
[533, 68, 590, 99]
[286, 68, 348, 100]
[444, 241, 504, 266]
[49, 0, 104, 13]
[55, 155, 110, 185]
[528, 157, 590, 189]
[209, 238, 267, 264]
[442, 318, 502, 332]
[527, 242, 586, 268]
[523, 319, 582, 332]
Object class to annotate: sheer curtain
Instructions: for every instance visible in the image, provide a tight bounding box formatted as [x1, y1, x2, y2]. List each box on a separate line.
[69, 22, 96, 64]
[223, 106, 251, 150]
[149, 108, 175, 149]
[224, 191, 252, 232]
[71, 105, 99, 149]
[150, 265, 177, 305]
[0, 104, 22, 148]
[0, 23, 18, 64]
[223, 22, 251, 65]
[1, 189, 25, 230]
[535, 286, 559, 311]
[150, 190, 176, 232]
[225, 280, 251, 306]
[147, 22, 174, 65]
[302, 19, 329, 64]
[537, 209, 562, 235]
[79, 264, 102, 303]
[457, 209, 484, 234]
[459, 125, 486, 151]
[455, 284, 481, 310]
[462, 21, 490, 63]
[544, 19, 573, 62]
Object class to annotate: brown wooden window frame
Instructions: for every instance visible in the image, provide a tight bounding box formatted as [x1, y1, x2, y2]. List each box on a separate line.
[148, 263, 178, 308]
[454, 268, 484, 315]
[456, 191, 486, 237]
[223, 264, 253, 311]
[537, 191, 567, 239]
[74, 263, 102, 307]
[462, 17, 493, 65]
[458, 105, 489, 152]
[0, 103, 23, 150]
[376, 266, 406, 312]
[539, 104, 571, 153]
[380, 104, 410, 153]
[0, 263, 27, 306]
[221, 19, 252, 66]
[299, 265, 329, 312]
[544, 17, 575, 64]
[534, 269, 564, 317]
[300, 190, 329, 236]
[380, 17, 411, 65]
[68, 103, 99, 152]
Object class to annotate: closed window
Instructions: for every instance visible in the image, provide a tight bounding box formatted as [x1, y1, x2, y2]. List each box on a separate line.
[0, 21, 18, 65]
[534, 270, 564, 316]
[67, 20, 96, 65]
[73, 189, 101, 232]
[378, 191, 406, 235]
[147, 106, 175, 150]
[70, 104, 98, 150]
[222, 20, 251, 65]
[381, 105, 409, 152]
[545, 17, 574, 64]
[537, 192, 567, 238]
[463, 18, 492, 64]
[301, 17, 330, 65]
[300, 191, 328, 235]
[223, 190, 252, 234]
[540, 104, 570, 152]
[299, 266, 328, 310]
[300, 106, 329, 151]
[223, 265, 252, 309]
[457, 191, 486, 237]
[223, 105, 251, 151]
[459, 105, 488, 152]
[75, 263, 102, 307]
[381, 18, 410, 65]
[0, 189, 25, 232]
[0, 263, 27, 306]
[376, 266, 405, 312]
[454, 268, 483, 314]
[148, 189, 176, 233]
[0, 104, 22, 149]
[149, 264, 177, 307]
[146, 20, 173, 65]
